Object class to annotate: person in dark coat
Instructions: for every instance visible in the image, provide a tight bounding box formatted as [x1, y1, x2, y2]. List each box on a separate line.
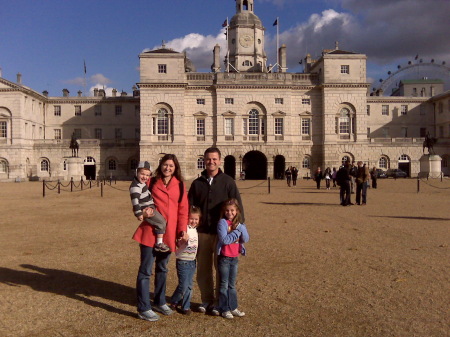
[314, 167, 323, 189]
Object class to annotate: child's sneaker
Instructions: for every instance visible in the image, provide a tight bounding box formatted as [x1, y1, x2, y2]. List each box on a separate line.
[154, 242, 170, 252]
[221, 311, 234, 319]
[231, 308, 245, 317]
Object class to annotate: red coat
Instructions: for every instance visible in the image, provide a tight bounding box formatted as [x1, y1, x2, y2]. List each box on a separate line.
[132, 177, 188, 252]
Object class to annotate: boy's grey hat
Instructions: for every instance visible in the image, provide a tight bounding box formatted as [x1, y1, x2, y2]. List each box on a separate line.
[137, 161, 151, 171]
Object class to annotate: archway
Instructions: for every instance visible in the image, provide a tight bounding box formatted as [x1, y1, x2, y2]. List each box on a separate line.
[243, 151, 267, 180]
[398, 154, 410, 177]
[84, 156, 96, 180]
[273, 155, 285, 179]
[224, 155, 236, 180]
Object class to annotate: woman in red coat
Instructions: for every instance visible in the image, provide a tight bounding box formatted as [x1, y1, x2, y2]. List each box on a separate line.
[133, 154, 188, 321]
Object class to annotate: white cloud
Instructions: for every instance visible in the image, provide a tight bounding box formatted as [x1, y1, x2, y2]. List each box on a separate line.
[90, 73, 112, 85]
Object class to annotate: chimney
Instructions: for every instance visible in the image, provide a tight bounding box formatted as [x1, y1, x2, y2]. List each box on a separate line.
[42, 90, 49, 97]
[78, 90, 82, 97]
[212, 44, 221, 73]
[93, 88, 99, 97]
[120, 91, 127, 97]
[17, 73, 22, 84]
[99, 89, 106, 97]
[62, 88, 70, 97]
[112, 88, 117, 97]
[132, 86, 140, 97]
[278, 44, 287, 73]
[0, 67, 2, 77]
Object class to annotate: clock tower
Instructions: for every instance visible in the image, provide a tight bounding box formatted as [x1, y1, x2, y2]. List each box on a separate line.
[228, 0, 267, 72]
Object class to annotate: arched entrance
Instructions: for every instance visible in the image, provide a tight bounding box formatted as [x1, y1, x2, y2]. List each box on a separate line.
[243, 151, 267, 180]
[398, 154, 410, 177]
[273, 155, 285, 179]
[84, 156, 96, 180]
[224, 155, 236, 180]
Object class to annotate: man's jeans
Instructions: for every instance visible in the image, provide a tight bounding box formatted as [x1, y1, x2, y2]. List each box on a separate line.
[136, 244, 171, 312]
[218, 255, 239, 313]
[170, 259, 196, 311]
[356, 181, 368, 204]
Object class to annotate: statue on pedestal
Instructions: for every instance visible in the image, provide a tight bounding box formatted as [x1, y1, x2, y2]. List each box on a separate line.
[70, 133, 80, 157]
[423, 132, 437, 155]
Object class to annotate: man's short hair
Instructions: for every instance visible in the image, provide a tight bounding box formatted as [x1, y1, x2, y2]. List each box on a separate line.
[204, 147, 221, 159]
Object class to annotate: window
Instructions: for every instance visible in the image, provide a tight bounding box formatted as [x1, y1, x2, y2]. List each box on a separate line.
[115, 105, 122, 116]
[54, 129, 61, 140]
[95, 128, 102, 139]
[275, 98, 283, 104]
[382, 105, 389, 116]
[302, 157, 310, 169]
[115, 128, 122, 140]
[63, 160, 67, 171]
[401, 105, 408, 115]
[157, 108, 169, 135]
[108, 159, 116, 170]
[158, 64, 167, 73]
[341, 65, 349, 74]
[302, 98, 311, 105]
[197, 99, 205, 105]
[301, 118, 310, 135]
[242, 60, 253, 66]
[367, 127, 370, 137]
[74, 105, 81, 116]
[225, 98, 234, 104]
[274, 118, 283, 135]
[0, 121, 6, 138]
[242, 118, 247, 135]
[420, 105, 426, 115]
[339, 108, 350, 134]
[399, 154, 409, 161]
[54, 106, 61, 116]
[382, 127, 389, 138]
[438, 102, 444, 114]
[413, 88, 417, 96]
[73, 129, 81, 139]
[401, 127, 408, 137]
[40, 159, 49, 172]
[197, 158, 205, 169]
[420, 128, 427, 138]
[367, 105, 370, 116]
[95, 105, 102, 116]
[379, 157, 388, 169]
[225, 118, 234, 136]
[249, 109, 259, 135]
[0, 160, 6, 173]
[196, 119, 205, 136]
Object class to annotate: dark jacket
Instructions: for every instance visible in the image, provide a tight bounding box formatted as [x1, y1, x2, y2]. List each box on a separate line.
[188, 169, 244, 235]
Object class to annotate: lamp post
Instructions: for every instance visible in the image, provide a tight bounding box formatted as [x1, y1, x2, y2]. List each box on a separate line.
[239, 155, 242, 173]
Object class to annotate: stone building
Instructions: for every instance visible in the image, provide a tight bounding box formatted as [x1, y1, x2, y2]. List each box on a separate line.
[0, 0, 449, 182]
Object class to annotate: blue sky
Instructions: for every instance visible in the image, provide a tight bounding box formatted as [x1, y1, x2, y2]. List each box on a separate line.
[1, 0, 449, 96]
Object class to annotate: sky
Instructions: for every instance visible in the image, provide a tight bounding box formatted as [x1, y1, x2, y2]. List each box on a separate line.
[1, 0, 449, 97]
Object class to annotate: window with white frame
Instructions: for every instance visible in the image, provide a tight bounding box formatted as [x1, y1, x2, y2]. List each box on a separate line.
[302, 157, 310, 169]
[157, 108, 169, 135]
[225, 98, 234, 104]
[301, 118, 310, 135]
[95, 105, 102, 116]
[197, 98, 205, 105]
[196, 119, 205, 136]
[401, 105, 408, 115]
[275, 118, 283, 135]
[54, 106, 61, 116]
[95, 128, 102, 139]
[275, 98, 283, 104]
[0, 160, 7, 173]
[108, 159, 116, 170]
[302, 98, 311, 105]
[399, 154, 409, 161]
[158, 64, 167, 73]
[225, 118, 234, 136]
[197, 157, 205, 169]
[382, 105, 389, 116]
[54, 129, 61, 140]
[115, 105, 122, 116]
[41, 159, 49, 172]
[339, 108, 350, 134]
[379, 157, 388, 169]
[249, 109, 259, 135]
[74, 105, 81, 116]
[115, 128, 122, 139]
[73, 128, 81, 139]
[341, 65, 349, 74]
[0, 121, 7, 138]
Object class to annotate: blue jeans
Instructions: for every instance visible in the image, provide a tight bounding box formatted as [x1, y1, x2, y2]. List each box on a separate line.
[218, 255, 239, 313]
[356, 181, 368, 204]
[136, 244, 171, 312]
[170, 259, 196, 311]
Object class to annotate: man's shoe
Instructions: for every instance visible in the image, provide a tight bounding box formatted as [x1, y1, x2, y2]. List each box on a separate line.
[138, 309, 159, 321]
[221, 311, 233, 319]
[153, 304, 174, 316]
[207, 305, 220, 316]
[231, 308, 245, 317]
[197, 303, 208, 313]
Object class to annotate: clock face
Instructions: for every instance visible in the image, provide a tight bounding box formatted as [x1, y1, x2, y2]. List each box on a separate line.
[239, 34, 253, 48]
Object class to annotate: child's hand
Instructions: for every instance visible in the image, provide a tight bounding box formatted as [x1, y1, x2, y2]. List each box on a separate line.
[177, 231, 189, 245]
[143, 207, 154, 218]
[137, 215, 143, 221]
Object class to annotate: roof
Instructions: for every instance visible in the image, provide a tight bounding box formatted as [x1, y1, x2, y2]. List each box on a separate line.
[144, 48, 180, 54]
[230, 12, 263, 28]
[326, 49, 358, 55]
[400, 79, 444, 84]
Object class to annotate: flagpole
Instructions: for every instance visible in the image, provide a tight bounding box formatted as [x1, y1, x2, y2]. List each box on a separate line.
[83, 59, 87, 96]
[226, 17, 229, 73]
[276, 17, 279, 72]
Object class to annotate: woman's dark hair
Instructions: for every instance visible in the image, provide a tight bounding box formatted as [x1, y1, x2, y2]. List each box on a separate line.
[155, 154, 183, 181]
[220, 198, 242, 225]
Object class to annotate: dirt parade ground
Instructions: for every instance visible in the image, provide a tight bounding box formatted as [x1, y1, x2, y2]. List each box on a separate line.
[0, 177, 449, 337]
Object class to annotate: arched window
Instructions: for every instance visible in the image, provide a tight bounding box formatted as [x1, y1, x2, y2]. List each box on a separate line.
[398, 154, 409, 161]
[197, 157, 205, 169]
[302, 157, 310, 169]
[157, 108, 169, 135]
[41, 159, 49, 172]
[249, 109, 259, 135]
[336, 107, 355, 139]
[379, 157, 388, 169]
[85, 156, 95, 163]
[0, 159, 7, 173]
[242, 60, 253, 66]
[108, 159, 117, 171]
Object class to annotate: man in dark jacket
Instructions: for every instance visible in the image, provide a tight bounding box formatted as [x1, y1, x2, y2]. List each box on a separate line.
[188, 147, 244, 315]
[337, 161, 353, 206]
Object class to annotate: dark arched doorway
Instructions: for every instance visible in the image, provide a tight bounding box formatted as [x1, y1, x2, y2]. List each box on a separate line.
[224, 155, 236, 180]
[243, 151, 267, 180]
[273, 155, 285, 179]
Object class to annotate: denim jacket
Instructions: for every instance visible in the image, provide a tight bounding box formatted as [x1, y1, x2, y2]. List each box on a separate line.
[216, 218, 250, 256]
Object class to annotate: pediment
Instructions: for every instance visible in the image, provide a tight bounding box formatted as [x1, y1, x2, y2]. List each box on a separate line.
[193, 111, 208, 117]
[222, 110, 236, 117]
[272, 110, 286, 116]
[299, 110, 312, 116]
[0, 78, 19, 89]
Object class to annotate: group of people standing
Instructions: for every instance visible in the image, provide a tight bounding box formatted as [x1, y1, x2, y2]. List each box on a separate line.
[335, 160, 371, 206]
[284, 166, 299, 187]
[129, 148, 249, 322]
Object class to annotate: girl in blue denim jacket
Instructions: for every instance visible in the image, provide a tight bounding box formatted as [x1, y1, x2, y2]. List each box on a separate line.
[216, 198, 249, 319]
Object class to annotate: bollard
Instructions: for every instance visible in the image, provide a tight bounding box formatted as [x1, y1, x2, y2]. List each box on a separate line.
[71, 177, 74, 192]
[268, 177, 271, 194]
[81, 178, 83, 191]
[43, 180, 45, 197]
[58, 180, 61, 194]
[89, 179, 92, 189]
[417, 177, 420, 193]
[101, 182, 103, 197]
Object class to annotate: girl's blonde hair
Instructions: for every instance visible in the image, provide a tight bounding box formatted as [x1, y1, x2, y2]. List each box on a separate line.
[220, 198, 242, 225]
[189, 205, 202, 218]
